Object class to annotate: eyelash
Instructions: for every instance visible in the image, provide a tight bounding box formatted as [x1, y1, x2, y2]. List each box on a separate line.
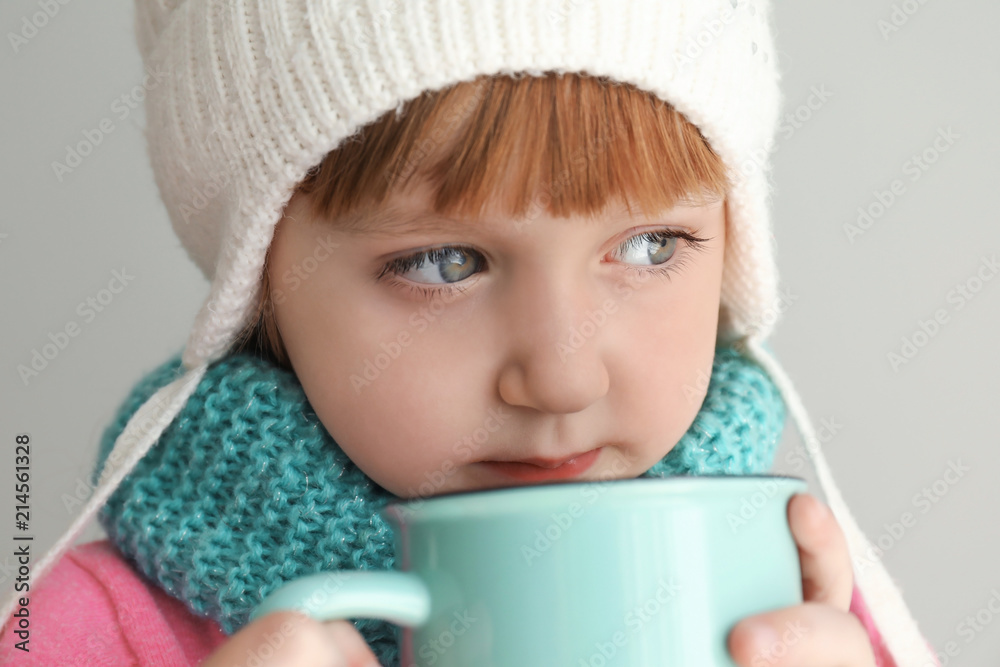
[374, 228, 713, 299]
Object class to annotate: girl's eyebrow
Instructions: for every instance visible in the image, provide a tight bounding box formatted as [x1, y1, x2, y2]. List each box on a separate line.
[333, 206, 478, 238]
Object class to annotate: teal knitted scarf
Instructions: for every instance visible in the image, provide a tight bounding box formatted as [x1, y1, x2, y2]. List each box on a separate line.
[93, 345, 785, 666]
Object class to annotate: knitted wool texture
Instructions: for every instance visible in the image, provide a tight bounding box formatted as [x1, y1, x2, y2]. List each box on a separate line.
[93, 345, 786, 666]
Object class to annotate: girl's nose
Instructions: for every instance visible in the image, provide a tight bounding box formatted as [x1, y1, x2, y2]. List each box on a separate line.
[496, 272, 611, 414]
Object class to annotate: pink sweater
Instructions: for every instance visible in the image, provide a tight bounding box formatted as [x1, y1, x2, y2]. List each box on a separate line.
[0, 539, 924, 666]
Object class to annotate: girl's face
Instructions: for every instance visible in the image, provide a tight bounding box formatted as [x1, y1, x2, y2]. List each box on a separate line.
[268, 178, 727, 498]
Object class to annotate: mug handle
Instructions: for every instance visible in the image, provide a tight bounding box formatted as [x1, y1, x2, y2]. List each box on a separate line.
[250, 571, 432, 627]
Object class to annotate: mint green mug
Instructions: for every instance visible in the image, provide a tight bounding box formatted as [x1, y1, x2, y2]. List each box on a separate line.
[252, 475, 806, 666]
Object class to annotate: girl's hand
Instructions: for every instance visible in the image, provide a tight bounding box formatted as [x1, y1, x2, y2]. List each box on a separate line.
[726, 493, 878, 667]
[201, 610, 380, 667]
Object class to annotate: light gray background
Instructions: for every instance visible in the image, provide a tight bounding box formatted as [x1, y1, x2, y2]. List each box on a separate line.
[1, 1, 997, 664]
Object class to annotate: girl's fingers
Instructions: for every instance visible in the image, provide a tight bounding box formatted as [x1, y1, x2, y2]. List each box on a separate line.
[325, 619, 382, 666]
[201, 610, 350, 667]
[728, 601, 877, 667]
[788, 493, 854, 612]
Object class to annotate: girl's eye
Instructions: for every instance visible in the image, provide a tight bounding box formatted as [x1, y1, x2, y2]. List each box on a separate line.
[376, 247, 485, 297]
[375, 228, 712, 298]
[611, 230, 680, 266]
[608, 229, 712, 278]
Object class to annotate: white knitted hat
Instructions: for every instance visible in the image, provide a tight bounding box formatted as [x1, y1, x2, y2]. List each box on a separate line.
[6, 1, 936, 664]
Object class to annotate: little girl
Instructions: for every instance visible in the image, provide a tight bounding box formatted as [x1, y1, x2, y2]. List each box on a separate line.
[1, 1, 940, 665]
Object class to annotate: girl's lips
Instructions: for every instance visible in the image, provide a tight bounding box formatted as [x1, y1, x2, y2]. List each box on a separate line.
[479, 447, 601, 482]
